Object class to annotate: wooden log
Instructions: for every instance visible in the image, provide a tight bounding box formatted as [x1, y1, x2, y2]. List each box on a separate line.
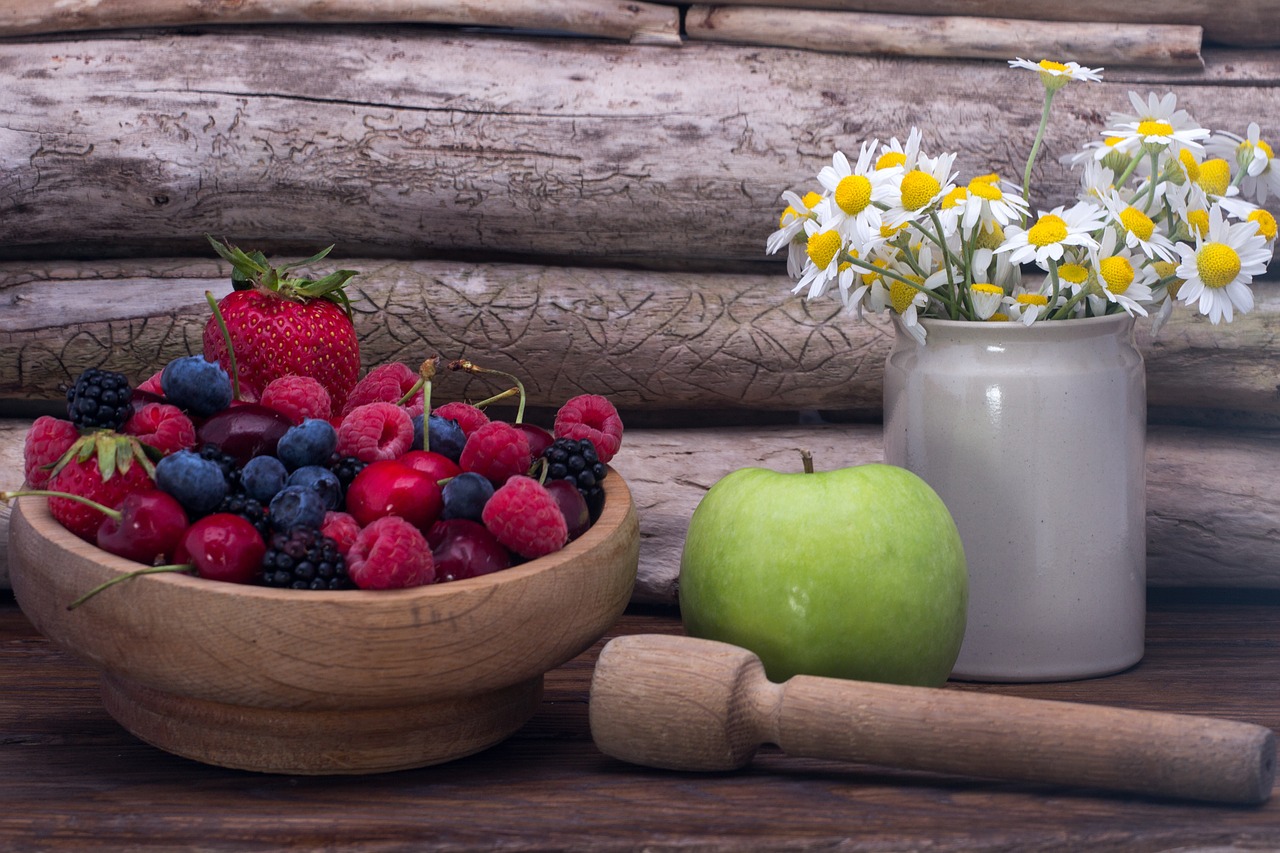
[1, 30, 1277, 264]
[0, 0, 682, 44]
[2, 259, 1278, 421]
[686, 7, 1203, 68]
[1, 421, 1277, 598]
[674, 0, 1277, 49]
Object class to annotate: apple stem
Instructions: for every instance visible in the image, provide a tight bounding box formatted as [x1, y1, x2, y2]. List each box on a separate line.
[67, 563, 195, 611]
[800, 449, 814, 474]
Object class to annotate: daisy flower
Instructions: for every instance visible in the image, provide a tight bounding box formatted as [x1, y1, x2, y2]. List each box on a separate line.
[1172, 205, 1270, 323]
[1097, 190, 1177, 261]
[968, 282, 1005, 320]
[791, 220, 846, 301]
[1008, 58, 1103, 93]
[814, 142, 895, 238]
[997, 201, 1106, 268]
[1005, 278, 1059, 326]
[874, 128, 923, 172]
[882, 149, 959, 229]
[959, 173, 1031, 233]
[767, 189, 822, 256]
[1209, 123, 1280, 205]
[888, 273, 937, 345]
[1103, 91, 1208, 157]
[1088, 229, 1154, 317]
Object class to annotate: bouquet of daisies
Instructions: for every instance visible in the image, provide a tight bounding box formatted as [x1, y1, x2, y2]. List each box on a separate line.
[768, 58, 1277, 343]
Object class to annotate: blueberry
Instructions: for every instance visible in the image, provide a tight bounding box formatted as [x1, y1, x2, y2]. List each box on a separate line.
[276, 418, 338, 471]
[241, 455, 289, 503]
[160, 355, 233, 418]
[286, 465, 342, 511]
[155, 449, 229, 517]
[425, 414, 466, 462]
[268, 484, 328, 532]
[440, 471, 495, 522]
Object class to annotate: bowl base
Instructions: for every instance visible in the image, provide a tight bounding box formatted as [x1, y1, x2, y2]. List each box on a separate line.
[100, 672, 545, 774]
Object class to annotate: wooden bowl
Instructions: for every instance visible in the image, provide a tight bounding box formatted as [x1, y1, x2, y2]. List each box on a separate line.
[7, 470, 639, 775]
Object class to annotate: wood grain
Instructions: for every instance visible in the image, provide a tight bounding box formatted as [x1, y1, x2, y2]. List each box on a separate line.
[671, 0, 1279, 48]
[686, 6, 1203, 68]
[0, 0, 682, 44]
[0, 592, 1279, 849]
[1, 29, 1277, 264]
[2, 260, 1277, 420]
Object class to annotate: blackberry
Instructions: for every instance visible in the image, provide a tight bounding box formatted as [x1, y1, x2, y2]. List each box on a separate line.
[329, 454, 367, 498]
[66, 368, 134, 431]
[219, 491, 272, 541]
[542, 437, 607, 521]
[260, 527, 353, 590]
[198, 443, 243, 493]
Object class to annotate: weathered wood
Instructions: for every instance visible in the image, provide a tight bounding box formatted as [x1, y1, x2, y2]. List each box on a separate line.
[0, 0, 682, 44]
[1, 30, 1277, 264]
[2, 260, 1277, 420]
[676, 0, 1277, 49]
[686, 6, 1203, 68]
[4, 420, 1277, 598]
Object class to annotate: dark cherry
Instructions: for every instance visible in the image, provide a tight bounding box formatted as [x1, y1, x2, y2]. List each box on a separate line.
[96, 490, 190, 565]
[544, 479, 591, 541]
[514, 423, 555, 459]
[427, 519, 512, 581]
[195, 403, 293, 466]
[398, 449, 462, 483]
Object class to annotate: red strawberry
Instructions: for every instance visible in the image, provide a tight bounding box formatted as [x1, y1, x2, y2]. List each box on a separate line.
[202, 237, 362, 412]
[45, 432, 158, 542]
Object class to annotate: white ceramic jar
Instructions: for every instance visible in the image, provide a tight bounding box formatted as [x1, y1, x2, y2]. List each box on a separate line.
[883, 313, 1147, 682]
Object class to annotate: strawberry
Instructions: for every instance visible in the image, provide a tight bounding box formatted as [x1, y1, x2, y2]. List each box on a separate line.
[45, 432, 159, 542]
[202, 236, 362, 412]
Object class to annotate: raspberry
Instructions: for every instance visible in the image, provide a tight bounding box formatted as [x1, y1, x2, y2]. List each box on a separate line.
[321, 510, 362, 557]
[553, 395, 623, 463]
[136, 370, 165, 396]
[23, 416, 80, 488]
[260, 375, 333, 424]
[335, 402, 415, 462]
[346, 515, 436, 589]
[458, 420, 531, 486]
[66, 368, 134, 431]
[123, 402, 197, 456]
[432, 402, 489, 437]
[481, 475, 568, 559]
[341, 363, 423, 420]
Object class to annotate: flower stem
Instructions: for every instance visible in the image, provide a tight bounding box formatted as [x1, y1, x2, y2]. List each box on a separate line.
[1021, 89, 1057, 213]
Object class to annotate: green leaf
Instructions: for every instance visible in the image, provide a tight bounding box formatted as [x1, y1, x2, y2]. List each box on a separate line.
[96, 433, 118, 481]
[279, 245, 335, 273]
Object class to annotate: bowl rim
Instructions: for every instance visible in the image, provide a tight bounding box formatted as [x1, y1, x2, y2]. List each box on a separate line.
[13, 465, 633, 603]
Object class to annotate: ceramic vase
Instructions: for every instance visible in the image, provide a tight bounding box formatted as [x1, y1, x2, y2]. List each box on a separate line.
[883, 313, 1146, 682]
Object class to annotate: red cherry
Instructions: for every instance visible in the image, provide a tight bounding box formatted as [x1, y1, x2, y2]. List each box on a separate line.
[544, 479, 591, 541]
[398, 449, 462, 483]
[195, 403, 294, 465]
[345, 460, 443, 530]
[175, 513, 267, 584]
[514, 422, 555, 459]
[96, 490, 190, 565]
[427, 519, 513, 581]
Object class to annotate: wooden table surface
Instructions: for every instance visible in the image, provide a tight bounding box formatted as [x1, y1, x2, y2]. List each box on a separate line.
[2, 587, 1278, 851]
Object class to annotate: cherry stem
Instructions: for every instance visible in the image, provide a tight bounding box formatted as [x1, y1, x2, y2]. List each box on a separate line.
[0, 489, 120, 520]
[205, 290, 242, 402]
[799, 449, 814, 474]
[529, 456, 549, 486]
[67, 564, 194, 611]
[472, 387, 520, 410]
[449, 360, 527, 423]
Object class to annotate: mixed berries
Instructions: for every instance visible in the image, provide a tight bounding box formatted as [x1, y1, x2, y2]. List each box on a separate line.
[8, 240, 626, 607]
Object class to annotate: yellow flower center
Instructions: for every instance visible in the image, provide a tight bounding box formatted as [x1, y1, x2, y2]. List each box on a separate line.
[880, 222, 907, 239]
[890, 276, 924, 314]
[970, 282, 1003, 297]
[1186, 209, 1210, 238]
[1058, 263, 1089, 284]
[974, 222, 1005, 250]
[1119, 206, 1156, 241]
[1178, 149, 1200, 182]
[802, 191, 823, 209]
[1027, 214, 1069, 247]
[967, 174, 1004, 201]
[1241, 138, 1276, 160]
[1197, 159, 1231, 196]
[940, 187, 967, 210]
[1196, 242, 1242, 289]
[877, 152, 907, 170]
[1038, 60, 1069, 73]
[862, 258, 889, 285]
[1248, 209, 1277, 241]
[1017, 293, 1050, 306]
[1152, 260, 1182, 298]
[987, 312, 1010, 322]
[835, 175, 873, 215]
[779, 206, 799, 228]
[900, 170, 941, 211]
[806, 230, 842, 269]
[1099, 255, 1135, 295]
[1137, 119, 1174, 139]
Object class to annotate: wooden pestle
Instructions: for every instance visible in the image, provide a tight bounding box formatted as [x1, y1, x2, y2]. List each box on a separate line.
[588, 634, 1276, 804]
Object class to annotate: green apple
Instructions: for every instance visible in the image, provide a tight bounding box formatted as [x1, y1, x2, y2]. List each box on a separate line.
[678, 461, 967, 687]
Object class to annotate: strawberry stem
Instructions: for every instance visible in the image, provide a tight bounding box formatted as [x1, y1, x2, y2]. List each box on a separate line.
[67, 563, 194, 611]
[205, 290, 242, 402]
